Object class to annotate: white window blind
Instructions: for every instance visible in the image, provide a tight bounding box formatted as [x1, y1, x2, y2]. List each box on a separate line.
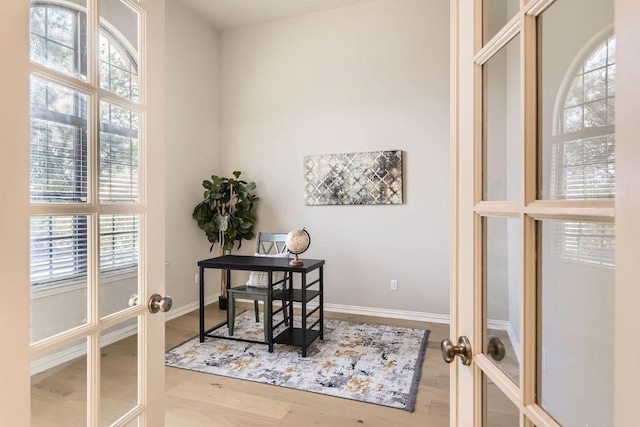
[99, 100, 139, 204]
[30, 77, 88, 203]
[551, 134, 615, 199]
[100, 215, 139, 274]
[30, 216, 88, 286]
[554, 221, 615, 268]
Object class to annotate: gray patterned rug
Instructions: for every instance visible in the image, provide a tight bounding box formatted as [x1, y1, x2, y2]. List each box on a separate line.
[165, 311, 430, 412]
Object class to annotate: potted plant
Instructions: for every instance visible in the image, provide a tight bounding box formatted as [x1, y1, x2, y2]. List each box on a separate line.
[192, 171, 259, 309]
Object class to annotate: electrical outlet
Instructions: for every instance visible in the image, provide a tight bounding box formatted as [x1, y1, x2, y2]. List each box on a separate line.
[391, 279, 398, 291]
[195, 273, 199, 285]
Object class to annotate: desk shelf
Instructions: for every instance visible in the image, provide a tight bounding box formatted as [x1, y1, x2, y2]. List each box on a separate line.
[273, 288, 320, 303]
[274, 286, 322, 356]
[274, 328, 321, 348]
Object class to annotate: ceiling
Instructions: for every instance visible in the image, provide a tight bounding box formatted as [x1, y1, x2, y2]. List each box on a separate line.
[177, 0, 376, 30]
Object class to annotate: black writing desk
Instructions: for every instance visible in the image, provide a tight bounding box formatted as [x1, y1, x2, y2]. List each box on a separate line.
[197, 255, 325, 357]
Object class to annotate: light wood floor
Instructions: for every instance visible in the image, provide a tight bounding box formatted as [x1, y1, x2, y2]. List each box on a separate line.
[31, 302, 452, 426]
[165, 302, 451, 427]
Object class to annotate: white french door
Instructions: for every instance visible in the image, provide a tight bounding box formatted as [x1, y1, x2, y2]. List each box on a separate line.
[450, 0, 640, 425]
[0, 0, 165, 425]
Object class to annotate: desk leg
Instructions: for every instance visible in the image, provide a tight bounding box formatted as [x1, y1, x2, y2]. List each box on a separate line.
[199, 265, 205, 342]
[267, 271, 273, 352]
[288, 272, 294, 330]
[226, 268, 231, 329]
[301, 273, 307, 357]
[319, 266, 324, 340]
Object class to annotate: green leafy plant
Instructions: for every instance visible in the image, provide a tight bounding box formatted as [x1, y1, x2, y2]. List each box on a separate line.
[193, 171, 259, 300]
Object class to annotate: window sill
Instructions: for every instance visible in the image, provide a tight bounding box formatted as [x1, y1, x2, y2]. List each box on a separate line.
[31, 269, 138, 299]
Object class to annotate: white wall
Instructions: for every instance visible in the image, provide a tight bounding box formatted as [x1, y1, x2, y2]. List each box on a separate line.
[30, 275, 137, 343]
[165, 1, 222, 308]
[218, 0, 450, 315]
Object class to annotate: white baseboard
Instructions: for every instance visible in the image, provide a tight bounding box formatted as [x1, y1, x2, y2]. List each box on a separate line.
[164, 295, 219, 321]
[234, 298, 450, 324]
[323, 303, 450, 324]
[32, 298, 447, 375]
[487, 319, 510, 331]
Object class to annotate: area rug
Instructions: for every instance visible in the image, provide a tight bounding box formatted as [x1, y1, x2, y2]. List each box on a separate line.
[165, 311, 430, 412]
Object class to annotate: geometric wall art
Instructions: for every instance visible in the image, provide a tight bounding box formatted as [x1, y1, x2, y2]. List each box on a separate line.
[304, 150, 403, 205]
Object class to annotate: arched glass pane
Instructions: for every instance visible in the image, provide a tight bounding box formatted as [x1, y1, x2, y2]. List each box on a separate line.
[99, 0, 140, 102]
[29, 3, 87, 80]
[538, 2, 615, 200]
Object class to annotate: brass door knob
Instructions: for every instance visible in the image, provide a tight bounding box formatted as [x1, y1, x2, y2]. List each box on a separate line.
[487, 337, 506, 361]
[441, 336, 472, 366]
[148, 294, 173, 313]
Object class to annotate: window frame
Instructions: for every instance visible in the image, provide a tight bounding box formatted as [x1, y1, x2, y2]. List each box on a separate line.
[550, 29, 616, 268]
[29, 1, 141, 288]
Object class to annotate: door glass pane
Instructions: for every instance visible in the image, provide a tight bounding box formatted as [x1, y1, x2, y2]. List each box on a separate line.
[30, 215, 89, 343]
[30, 76, 89, 204]
[483, 373, 519, 426]
[100, 318, 139, 426]
[537, 0, 615, 200]
[484, 217, 521, 384]
[31, 338, 88, 426]
[537, 220, 614, 426]
[99, 0, 139, 102]
[483, 0, 519, 44]
[100, 214, 139, 317]
[483, 35, 521, 201]
[30, 1, 88, 80]
[99, 101, 140, 204]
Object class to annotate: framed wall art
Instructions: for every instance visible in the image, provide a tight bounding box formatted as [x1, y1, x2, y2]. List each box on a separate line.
[304, 150, 403, 205]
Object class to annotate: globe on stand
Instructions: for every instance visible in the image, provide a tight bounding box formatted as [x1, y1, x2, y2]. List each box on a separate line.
[285, 228, 311, 266]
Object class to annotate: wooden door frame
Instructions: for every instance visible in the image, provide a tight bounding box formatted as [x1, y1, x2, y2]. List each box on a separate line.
[451, 0, 640, 425]
[0, 1, 167, 424]
[145, 0, 167, 425]
[449, 0, 478, 425]
[0, 0, 31, 423]
[613, 0, 640, 424]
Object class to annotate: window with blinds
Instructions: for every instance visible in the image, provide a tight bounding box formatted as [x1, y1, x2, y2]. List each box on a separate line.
[30, 77, 88, 203]
[552, 34, 616, 268]
[30, 216, 88, 286]
[100, 215, 139, 274]
[100, 100, 139, 204]
[29, 3, 140, 287]
[550, 134, 615, 199]
[554, 221, 615, 268]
